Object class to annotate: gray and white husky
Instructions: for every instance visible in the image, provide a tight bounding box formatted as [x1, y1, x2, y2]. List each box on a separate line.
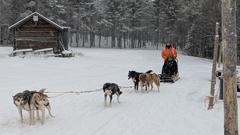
[13, 89, 54, 125]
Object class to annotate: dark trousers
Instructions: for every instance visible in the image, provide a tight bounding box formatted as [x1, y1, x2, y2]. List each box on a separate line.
[161, 59, 178, 76]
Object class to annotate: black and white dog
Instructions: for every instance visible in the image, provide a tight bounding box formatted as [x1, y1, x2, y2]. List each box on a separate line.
[128, 71, 142, 91]
[103, 83, 122, 106]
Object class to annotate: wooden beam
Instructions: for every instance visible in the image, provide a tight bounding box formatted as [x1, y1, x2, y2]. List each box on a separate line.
[19, 27, 57, 31]
[208, 22, 220, 110]
[16, 37, 57, 42]
[16, 31, 57, 37]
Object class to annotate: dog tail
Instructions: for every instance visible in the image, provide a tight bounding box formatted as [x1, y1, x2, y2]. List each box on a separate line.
[146, 70, 153, 74]
[39, 88, 46, 93]
[45, 104, 55, 118]
[154, 74, 161, 87]
[119, 91, 122, 95]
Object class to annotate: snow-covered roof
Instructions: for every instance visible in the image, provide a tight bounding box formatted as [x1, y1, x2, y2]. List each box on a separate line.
[9, 12, 69, 30]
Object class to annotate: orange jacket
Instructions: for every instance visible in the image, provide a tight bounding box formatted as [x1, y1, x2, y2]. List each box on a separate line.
[161, 47, 177, 61]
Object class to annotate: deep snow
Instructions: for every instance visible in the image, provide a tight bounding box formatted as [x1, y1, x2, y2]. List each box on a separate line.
[0, 47, 239, 135]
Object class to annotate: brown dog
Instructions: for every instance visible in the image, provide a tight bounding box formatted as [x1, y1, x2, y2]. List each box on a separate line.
[139, 71, 160, 93]
[13, 89, 54, 125]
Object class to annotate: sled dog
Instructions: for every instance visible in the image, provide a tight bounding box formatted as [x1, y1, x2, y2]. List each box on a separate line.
[13, 89, 54, 125]
[139, 70, 160, 93]
[103, 83, 122, 106]
[128, 71, 142, 91]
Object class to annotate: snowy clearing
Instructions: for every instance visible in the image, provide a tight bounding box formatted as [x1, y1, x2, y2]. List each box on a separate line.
[0, 47, 239, 135]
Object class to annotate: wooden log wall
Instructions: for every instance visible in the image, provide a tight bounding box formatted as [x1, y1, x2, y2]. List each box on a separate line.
[15, 18, 59, 52]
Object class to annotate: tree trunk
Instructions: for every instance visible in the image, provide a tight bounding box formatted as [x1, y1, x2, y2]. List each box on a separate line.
[127, 32, 130, 48]
[111, 24, 116, 48]
[131, 31, 135, 48]
[123, 32, 126, 48]
[222, 0, 238, 135]
[218, 41, 223, 67]
[111, 34, 115, 48]
[90, 30, 95, 48]
[76, 31, 79, 47]
[137, 31, 142, 48]
[156, 30, 160, 49]
[69, 32, 73, 47]
[106, 31, 109, 48]
[0, 25, 2, 45]
[82, 31, 85, 47]
[98, 33, 101, 48]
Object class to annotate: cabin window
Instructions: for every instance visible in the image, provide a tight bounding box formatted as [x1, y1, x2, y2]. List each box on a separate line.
[33, 15, 38, 22]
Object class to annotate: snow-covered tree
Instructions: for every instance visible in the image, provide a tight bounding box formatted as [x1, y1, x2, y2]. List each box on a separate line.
[1, 0, 240, 61]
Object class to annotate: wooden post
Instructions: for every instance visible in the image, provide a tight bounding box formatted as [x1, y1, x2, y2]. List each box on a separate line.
[222, 0, 238, 134]
[208, 22, 220, 110]
[218, 41, 222, 68]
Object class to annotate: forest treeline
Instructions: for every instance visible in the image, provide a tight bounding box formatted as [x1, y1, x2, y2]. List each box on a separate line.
[0, 0, 239, 59]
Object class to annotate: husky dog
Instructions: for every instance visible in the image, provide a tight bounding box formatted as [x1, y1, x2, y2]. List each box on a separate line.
[128, 70, 153, 91]
[13, 89, 54, 125]
[128, 71, 142, 91]
[139, 70, 160, 93]
[103, 83, 122, 106]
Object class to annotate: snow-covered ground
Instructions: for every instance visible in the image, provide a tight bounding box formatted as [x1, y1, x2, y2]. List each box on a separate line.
[0, 47, 239, 135]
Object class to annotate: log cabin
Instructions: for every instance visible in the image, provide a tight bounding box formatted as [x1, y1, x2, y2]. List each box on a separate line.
[9, 12, 70, 54]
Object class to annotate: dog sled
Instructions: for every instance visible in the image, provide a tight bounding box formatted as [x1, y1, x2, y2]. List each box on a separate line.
[160, 56, 180, 83]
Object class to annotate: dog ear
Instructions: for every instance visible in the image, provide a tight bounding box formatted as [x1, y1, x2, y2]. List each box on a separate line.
[39, 88, 46, 93]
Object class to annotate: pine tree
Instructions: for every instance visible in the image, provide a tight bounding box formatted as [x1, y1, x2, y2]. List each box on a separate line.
[102, 0, 123, 48]
[125, 0, 149, 48]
